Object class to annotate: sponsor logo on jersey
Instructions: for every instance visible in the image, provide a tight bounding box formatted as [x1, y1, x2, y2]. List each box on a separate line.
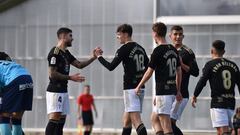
[19, 83, 33, 91]
[50, 57, 56, 65]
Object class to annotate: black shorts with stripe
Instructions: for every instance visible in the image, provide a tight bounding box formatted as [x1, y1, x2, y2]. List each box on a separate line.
[82, 110, 94, 126]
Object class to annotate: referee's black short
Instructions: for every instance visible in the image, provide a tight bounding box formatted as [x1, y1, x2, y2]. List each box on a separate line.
[82, 110, 94, 125]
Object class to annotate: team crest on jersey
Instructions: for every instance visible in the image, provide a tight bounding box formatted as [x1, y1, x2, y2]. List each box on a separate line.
[50, 57, 56, 64]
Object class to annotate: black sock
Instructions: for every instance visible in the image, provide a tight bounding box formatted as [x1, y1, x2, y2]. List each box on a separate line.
[122, 127, 132, 135]
[56, 118, 65, 135]
[136, 123, 147, 135]
[84, 131, 91, 135]
[45, 119, 58, 135]
[235, 128, 238, 135]
[171, 122, 183, 135]
[164, 132, 174, 135]
[222, 132, 231, 135]
[156, 131, 164, 135]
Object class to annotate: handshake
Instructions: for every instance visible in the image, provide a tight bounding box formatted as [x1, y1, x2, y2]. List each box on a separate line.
[93, 47, 103, 58]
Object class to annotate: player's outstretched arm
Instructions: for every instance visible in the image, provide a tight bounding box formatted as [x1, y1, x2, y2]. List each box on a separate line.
[95, 48, 122, 71]
[49, 67, 85, 82]
[135, 67, 154, 95]
[49, 66, 71, 80]
[71, 48, 98, 69]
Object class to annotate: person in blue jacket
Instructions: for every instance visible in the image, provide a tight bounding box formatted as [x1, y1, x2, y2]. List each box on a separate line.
[0, 52, 33, 135]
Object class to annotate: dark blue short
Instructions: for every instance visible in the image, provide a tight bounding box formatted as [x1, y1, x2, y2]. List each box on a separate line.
[0, 75, 33, 112]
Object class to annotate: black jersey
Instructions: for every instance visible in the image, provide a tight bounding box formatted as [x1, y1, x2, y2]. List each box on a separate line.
[194, 58, 240, 109]
[47, 47, 76, 93]
[148, 44, 181, 95]
[98, 42, 149, 90]
[178, 45, 199, 98]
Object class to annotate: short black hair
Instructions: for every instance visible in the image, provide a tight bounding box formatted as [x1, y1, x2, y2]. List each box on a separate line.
[152, 22, 167, 37]
[116, 24, 133, 37]
[212, 40, 225, 52]
[57, 27, 72, 38]
[171, 25, 183, 31]
[0, 52, 12, 61]
[84, 84, 90, 88]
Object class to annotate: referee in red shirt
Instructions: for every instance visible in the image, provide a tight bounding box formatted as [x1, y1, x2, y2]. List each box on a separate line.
[77, 85, 98, 135]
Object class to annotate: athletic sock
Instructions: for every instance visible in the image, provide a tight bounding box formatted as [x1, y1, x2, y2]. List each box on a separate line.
[56, 118, 65, 135]
[156, 131, 164, 135]
[0, 117, 11, 135]
[11, 118, 23, 135]
[45, 119, 58, 135]
[122, 127, 132, 135]
[171, 122, 183, 135]
[222, 132, 231, 135]
[84, 131, 91, 135]
[136, 123, 147, 135]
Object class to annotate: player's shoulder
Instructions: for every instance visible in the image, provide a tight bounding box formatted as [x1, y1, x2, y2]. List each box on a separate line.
[53, 47, 61, 55]
[224, 58, 239, 67]
[48, 47, 60, 55]
[182, 45, 194, 54]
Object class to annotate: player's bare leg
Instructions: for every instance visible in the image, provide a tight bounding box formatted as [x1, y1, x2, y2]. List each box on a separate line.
[84, 125, 93, 135]
[159, 114, 173, 134]
[151, 112, 164, 135]
[122, 112, 132, 135]
[129, 112, 147, 135]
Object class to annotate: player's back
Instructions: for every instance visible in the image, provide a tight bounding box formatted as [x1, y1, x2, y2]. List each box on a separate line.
[207, 58, 240, 109]
[208, 58, 239, 95]
[118, 42, 149, 89]
[0, 60, 29, 86]
[149, 44, 180, 95]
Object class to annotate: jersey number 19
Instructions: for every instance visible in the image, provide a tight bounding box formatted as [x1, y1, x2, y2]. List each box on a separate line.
[167, 58, 177, 77]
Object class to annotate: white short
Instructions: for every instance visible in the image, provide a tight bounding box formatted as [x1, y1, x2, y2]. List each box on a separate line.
[123, 89, 144, 113]
[155, 95, 175, 115]
[170, 98, 188, 120]
[210, 108, 234, 128]
[46, 91, 70, 115]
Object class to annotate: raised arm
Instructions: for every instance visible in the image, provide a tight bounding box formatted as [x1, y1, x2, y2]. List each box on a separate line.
[95, 47, 122, 71]
[71, 48, 97, 69]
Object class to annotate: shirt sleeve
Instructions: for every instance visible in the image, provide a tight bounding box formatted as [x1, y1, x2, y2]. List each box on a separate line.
[77, 95, 82, 105]
[194, 62, 211, 97]
[189, 52, 199, 77]
[148, 48, 159, 70]
[48, 54, 59, 67]
[98, 49, 123, 71]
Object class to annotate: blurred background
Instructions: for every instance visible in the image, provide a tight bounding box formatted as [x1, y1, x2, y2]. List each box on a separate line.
[0, 0, 240, 134]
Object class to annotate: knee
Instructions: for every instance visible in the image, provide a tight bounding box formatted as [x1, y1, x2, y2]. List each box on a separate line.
[48, 112, 62, 120]
[11, 112, 24, 119]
